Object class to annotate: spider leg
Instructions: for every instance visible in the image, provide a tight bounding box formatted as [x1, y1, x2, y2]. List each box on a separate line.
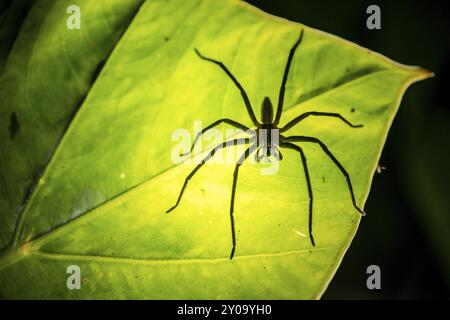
[229, 143, 257, 259]
[166, 138, 250, 213]
[280, 142, 315, 246]
[277, 149, 283, 161]
[274, 29, 304, 126]
[194, 49, 260, 126]
[283, 135, 365, 215]
[181, 118, 251, 156]
[280, 112, 363, 133]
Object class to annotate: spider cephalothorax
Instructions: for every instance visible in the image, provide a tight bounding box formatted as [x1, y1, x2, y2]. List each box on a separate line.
[167, 29, 365, 259]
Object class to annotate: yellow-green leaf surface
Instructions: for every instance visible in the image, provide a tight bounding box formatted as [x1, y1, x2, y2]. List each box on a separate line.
[0, 0, 431, 299]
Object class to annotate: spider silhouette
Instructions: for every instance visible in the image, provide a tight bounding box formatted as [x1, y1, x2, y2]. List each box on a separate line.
[167, 29, 365, 259]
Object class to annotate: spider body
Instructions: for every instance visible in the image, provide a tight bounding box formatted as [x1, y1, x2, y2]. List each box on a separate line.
[167, 30, 365, 259]
[260, 96, 274, 124]
[253, 97, 282, 162]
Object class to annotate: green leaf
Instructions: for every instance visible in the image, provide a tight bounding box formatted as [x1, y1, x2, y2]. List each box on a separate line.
[0, 0, 431, 299]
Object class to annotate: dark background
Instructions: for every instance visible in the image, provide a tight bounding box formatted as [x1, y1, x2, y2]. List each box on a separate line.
[245, 0, 450, 299]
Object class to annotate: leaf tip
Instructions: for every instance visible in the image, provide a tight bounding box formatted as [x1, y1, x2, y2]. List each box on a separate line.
[411, 67, 435, 81]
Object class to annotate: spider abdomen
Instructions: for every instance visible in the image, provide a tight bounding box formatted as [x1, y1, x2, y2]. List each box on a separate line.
[261, 97, 274, 124]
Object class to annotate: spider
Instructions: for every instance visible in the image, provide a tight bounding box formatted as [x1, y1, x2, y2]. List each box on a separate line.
[167, 29, 365, 259]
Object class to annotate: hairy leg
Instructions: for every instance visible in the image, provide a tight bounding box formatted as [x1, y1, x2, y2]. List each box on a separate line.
[166, 138, 250, 213]
[195, 49, 260, 126]
[283, 135, 365, 215]
[281, 142, 315, 246]
[274, 29, 304, 125]
[229, 143, 256, 259]
[181, 118, 251, 156]
[281, 112, 363, 133]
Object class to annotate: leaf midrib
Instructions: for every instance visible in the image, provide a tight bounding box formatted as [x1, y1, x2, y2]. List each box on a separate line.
[0, 244, 338, 273]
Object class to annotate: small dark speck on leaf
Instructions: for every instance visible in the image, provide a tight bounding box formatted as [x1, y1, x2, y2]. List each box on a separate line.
[351, 108, 355, 113]
[322, 176, 326, 183]
[345, 68, 350, 73]
[164, 36, 170, 42]
[9, 112, 20, 139]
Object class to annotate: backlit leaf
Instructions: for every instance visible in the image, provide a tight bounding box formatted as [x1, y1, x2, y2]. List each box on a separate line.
[0, 0, 431, 299]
